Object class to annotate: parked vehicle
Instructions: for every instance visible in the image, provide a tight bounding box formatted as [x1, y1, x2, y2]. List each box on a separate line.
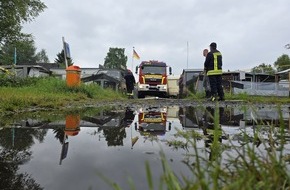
[167, 75, 180, 98]
[135, 60, 172, 98]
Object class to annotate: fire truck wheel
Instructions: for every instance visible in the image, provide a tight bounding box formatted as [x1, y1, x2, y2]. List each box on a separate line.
[137, 92, 145, 98]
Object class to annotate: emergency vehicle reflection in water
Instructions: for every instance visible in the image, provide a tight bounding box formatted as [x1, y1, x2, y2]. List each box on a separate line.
[134, 107, 172, 146]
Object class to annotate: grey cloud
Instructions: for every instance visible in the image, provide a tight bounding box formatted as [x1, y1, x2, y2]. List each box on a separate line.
[23, 0, 290, 74]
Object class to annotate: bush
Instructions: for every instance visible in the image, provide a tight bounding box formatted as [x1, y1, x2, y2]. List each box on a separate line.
[0, 74, 39, 87]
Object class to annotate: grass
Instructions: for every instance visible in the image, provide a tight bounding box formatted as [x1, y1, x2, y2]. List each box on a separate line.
[0, 77, 125, 114]
[104, 104, 290, 190]
[188, 91, 290, 104]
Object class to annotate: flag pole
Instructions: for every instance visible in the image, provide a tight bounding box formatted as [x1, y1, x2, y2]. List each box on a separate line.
[132, 47, 135, 71]
[62, 37, 68, 68]
[186, 41, 189, 69]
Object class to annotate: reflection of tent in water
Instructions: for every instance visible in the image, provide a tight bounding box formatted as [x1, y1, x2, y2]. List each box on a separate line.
[83, 109, 134, 146]
[178, 106, 289, 129]
[179, 107, 204, 129]
[82, 110, 125, 128]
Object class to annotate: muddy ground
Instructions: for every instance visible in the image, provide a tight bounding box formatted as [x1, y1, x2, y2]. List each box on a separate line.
[2, 98, 289, 118]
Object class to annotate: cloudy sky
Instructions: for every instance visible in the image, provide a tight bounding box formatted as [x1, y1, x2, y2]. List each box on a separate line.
[23, 0, 290, 74]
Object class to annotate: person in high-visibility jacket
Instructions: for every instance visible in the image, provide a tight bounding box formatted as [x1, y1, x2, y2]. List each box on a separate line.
[204, 42, 225, 101]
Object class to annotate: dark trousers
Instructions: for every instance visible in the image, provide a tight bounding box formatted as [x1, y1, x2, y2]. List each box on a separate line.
[208, 75, 224, 98]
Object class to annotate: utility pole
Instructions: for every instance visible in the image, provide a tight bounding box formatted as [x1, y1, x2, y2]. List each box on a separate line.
[186, 41, 189, 69]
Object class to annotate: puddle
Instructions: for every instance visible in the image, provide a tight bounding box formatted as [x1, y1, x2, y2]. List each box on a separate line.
[0, 105, 289, 189]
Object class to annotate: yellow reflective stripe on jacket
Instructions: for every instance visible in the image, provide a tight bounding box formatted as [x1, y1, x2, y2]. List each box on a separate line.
[207, 70, 222, 75]
[207, 52, 222, 75]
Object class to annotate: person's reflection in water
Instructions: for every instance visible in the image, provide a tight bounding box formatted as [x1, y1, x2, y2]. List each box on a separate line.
[201, 107, 226, 161]
[121, 107, 135, 127]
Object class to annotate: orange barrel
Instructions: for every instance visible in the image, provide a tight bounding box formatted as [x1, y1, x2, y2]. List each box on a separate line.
[66, 65, 81, 87]
[65, 114, 80, 136]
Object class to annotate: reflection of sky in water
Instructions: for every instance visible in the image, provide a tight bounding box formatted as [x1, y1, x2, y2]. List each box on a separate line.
[17, 126, 190, 190]
[1, 105, 289, 189]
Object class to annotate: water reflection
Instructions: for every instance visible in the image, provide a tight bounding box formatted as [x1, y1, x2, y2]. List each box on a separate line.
[0, 128, 46, 189]
[131, 107, 172, 149]
[0, 106, 289, 189]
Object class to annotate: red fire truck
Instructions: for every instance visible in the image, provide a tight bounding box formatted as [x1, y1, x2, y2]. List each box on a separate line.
[135, 60, 172, 98]
[134, 107, 171, 137]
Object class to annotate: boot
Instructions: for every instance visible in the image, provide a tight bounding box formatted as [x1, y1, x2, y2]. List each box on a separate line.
[205, 91, 211, 98]
[209, 95, 217, 102]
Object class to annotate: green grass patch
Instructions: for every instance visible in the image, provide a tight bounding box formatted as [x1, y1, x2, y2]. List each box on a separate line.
[0, 77, 125, 114]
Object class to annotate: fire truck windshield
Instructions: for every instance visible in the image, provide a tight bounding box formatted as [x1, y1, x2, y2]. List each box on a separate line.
[141, 66, 166, 74]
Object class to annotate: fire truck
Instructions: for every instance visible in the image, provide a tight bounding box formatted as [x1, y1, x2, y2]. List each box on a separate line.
[134, 107, 171, 137]
[135, 60, 172, 98]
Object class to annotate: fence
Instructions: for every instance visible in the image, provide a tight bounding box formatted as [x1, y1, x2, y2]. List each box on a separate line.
[232, 81, 289, 96]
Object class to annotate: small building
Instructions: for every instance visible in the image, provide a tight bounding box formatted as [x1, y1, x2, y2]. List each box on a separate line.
[221, 71, 276, 92]
[221, 71, 286, 96]
[1, 65, 51, 78]
[81, 69, 127, 92]
[179, 69, 203, 97]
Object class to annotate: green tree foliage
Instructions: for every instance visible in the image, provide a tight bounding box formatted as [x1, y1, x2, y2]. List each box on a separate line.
[54, 50, 73, 68]
[0, 36, 37, 65]
[274, 54, 290, 72]
[251, 63, 276, 75]
[104, 47, 128, 70]
[0, 0, 46, 44]
[35, 49, 50, 63]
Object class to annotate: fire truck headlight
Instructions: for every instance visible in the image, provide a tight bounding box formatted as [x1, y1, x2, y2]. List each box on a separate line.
[160, 85, 167, 90]
[139, 84, 147, 89]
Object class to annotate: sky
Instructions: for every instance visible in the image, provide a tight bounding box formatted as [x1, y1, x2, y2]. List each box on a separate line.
[23, 0, 290, 75]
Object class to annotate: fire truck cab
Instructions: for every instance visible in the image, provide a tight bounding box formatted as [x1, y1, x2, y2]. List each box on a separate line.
[135, 60, 172, 98]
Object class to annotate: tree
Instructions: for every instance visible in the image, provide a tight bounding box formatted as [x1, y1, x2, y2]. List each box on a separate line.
[274, 54, 290, 72]
[0, 36, 37, 65]
[54, 50, 73, 68]
[35, 49, 50, 63]
[0, 0, 46, 44]
[251, 63, 276, 75]
[104, 47, 128, 70]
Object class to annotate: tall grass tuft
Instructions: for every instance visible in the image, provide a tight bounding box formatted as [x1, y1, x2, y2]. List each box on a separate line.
[104, 105, 290, 190]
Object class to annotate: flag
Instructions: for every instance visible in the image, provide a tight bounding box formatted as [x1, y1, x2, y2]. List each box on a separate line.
[131, 136, 139, 149]
[133, 49, 140, 60]
[64, 42, 71, 58]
